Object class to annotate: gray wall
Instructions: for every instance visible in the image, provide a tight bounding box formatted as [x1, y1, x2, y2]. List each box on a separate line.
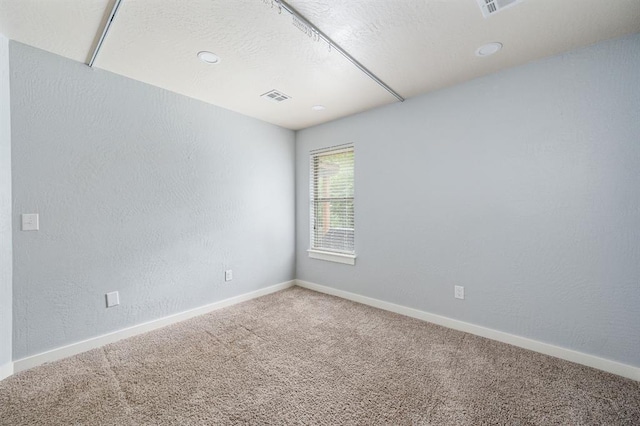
[10, 42, 295, 360]
[296, 34, 640, 367]
[0, 34, 12, 371]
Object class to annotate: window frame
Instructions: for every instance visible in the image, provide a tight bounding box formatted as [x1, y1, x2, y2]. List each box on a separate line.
[308, 144, 356, 266]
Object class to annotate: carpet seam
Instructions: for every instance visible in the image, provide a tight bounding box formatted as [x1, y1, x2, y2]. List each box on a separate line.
[101, 347, 136, 421]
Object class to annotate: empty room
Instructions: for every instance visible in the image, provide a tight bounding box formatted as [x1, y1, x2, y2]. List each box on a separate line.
[1, 0, 639, 424]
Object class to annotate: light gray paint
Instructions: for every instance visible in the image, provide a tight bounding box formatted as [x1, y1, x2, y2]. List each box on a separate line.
[10, 42, 295, 359]
[0, 34, 12, 370]
[296, 34, 640, 367]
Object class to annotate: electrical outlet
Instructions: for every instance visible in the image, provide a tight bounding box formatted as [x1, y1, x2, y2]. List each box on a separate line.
[105, 291, 120, 308]
[225, 270, 233, 282]
[454, 285, 465, 300]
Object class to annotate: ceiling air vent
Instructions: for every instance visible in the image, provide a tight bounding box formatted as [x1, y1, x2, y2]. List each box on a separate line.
[477, 0, 524, 18]
[261, 89, 292, 103]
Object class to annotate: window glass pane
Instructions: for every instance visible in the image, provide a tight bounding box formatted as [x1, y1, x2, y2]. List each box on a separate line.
[315, 151, 354, 198]
[310, 146, 354, 254]
[314, 202, 354, 252]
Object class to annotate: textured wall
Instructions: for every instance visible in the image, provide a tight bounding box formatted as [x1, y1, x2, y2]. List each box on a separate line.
[0, 34, 12, 371]
[10, 42, 295, 359]
[296, 34, 640, 367]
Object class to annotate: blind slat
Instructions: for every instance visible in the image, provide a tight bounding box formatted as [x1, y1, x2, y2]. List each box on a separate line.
[310, 146, 355, 254]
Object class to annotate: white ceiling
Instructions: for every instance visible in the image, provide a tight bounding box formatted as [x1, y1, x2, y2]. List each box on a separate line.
[1, 0, 639, 130]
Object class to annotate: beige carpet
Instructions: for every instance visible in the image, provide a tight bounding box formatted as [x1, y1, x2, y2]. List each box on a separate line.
[1, 287, 638, 425]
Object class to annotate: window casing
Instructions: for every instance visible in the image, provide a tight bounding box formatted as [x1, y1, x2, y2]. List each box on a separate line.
[309, 145, 355, 265]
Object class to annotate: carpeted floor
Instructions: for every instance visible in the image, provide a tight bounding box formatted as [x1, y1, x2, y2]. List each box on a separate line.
[1, 287, 638, 425]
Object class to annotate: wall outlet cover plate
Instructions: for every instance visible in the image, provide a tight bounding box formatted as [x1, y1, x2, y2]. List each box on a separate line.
[21, 213, 39, 231]
[106, 291, 120, 308]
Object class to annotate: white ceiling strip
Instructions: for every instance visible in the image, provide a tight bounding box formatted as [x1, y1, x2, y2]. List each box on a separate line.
[88, 0, 124, 68]
[275, 0, 405, 102]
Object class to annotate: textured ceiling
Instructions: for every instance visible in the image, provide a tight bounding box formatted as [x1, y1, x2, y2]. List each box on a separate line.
[1, 0, 639, 130]
[291, 0, 640, 99]
[0, 0, 111, 63]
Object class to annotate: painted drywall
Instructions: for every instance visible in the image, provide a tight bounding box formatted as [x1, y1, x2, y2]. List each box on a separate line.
[296, 33, 640, 368]
[10, 42, 295, 359]
[0, 34, 13, 376]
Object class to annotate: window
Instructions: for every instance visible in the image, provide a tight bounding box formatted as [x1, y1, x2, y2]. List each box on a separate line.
[308, 145, 355, 265]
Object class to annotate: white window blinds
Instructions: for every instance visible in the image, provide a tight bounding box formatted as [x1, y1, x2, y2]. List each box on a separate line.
[310, 145, 355, 255]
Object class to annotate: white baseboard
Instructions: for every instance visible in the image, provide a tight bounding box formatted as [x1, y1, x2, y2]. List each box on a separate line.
[295, 279, 640, 382]
[13, 280, 296, 374]
[10, 278, 639, 382]
[0, 362, 13, 381]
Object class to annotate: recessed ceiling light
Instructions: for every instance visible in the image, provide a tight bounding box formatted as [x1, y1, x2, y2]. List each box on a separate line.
[476, 42, 503, 57]
[312, 105, 326, 111]
[197, 51, 220, 64]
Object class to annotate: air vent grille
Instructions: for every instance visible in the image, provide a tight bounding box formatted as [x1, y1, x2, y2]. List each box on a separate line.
[261, 89, 292, 103]
[477, 0, 524, 18]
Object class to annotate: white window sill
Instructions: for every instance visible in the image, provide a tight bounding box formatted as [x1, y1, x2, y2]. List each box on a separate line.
[307, 249, 356, 265]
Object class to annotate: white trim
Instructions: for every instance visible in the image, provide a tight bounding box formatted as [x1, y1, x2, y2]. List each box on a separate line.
[308, 249, 356, 265]
[13, 280, 295, 373]
[0, 362, 13, 381]
[295, 279, 640, 382]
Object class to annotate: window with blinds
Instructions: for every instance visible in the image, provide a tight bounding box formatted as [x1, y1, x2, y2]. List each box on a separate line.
[309, 145, 355, 261]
